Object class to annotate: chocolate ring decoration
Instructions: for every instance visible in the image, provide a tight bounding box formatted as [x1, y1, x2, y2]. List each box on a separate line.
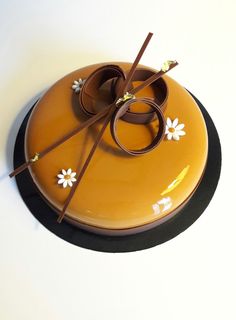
[79, 65, 168, 125]
[113, 68, 168, 124]
[79, 65, 125, 118]
[111, 97, 165, 155]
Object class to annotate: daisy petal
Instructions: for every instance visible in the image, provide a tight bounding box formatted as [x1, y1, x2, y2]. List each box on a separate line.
[165, 127, 169, 134]
[67, 168, 72, 175]
[71, 178, 77, 182]
[178, 130, 186, 136]
[74, 80, 79, 84]
[70, 172, 76, 177]
[176, 123, 185, 130]
[68, 180, 73, 187]
[166, 117, 172, 127]
[72, 85, 77, 89]
[58, 178, 65, 185]
[167, 133, 173, 140]
[63, 180, 68, 188]
[172, 118, 178, 127]
[173, 133, 180, 141]
[62, 169, 67, 175]
[57, 174, 64, 179]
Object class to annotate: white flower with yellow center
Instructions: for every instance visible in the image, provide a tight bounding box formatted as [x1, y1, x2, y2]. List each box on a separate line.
[57, 168, 77, 188]
[72, 78, 85, 93]
[165, 117, 186, 141]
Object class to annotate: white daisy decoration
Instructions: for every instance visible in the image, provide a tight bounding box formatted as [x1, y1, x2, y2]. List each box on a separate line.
[72, 78, 85, 93]
[165, 117, 186, 141]
[57, 168, 77, 188]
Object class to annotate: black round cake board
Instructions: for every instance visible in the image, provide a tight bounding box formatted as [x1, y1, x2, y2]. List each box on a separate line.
[13, 92, 221, 252]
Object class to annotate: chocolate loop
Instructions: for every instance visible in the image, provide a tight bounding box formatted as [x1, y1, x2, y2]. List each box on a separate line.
[114, 68, 168, 124]
[79, 65, 125, 118]
[79, 65, 168, 125]
[110, 97, 165, 156]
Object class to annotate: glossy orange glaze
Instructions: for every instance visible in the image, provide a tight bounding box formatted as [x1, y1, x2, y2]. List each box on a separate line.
[25, 62, 208, 230]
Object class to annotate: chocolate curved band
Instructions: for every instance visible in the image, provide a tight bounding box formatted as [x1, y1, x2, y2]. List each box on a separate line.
[110, 98, 165, 156]
[79, 65, 126, 118]
[79, 65, 168, 125]
[114, 68, 168, 124]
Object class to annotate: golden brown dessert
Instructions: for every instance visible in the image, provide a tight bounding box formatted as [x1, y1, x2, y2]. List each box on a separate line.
[24, 62, 208, 235]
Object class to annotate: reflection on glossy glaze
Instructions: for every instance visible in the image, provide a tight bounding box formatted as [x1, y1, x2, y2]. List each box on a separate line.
[161, 165, 190, 196]
[25, 62, 208, 230]
[152, 197, 172, 215]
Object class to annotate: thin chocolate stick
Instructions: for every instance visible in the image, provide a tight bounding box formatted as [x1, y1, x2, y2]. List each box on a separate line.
[58, 33, 155, 222]
[9, 161, 32, 177]
[131, 61, 178, 95]
[57, 105, 116, 223]
[9, 106, 110, 178]
[120, 32, 153, 95]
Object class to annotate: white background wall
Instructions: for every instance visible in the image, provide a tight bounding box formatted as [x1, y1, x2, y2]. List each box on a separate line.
[0, 0, 235, 319]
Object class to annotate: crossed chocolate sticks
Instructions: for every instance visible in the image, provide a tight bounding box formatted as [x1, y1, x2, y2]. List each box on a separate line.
[9, 32, 178, 223]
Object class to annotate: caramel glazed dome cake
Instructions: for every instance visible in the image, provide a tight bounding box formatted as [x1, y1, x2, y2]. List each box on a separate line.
[10, 33, 208, 236]
[11, 35, 208, 236]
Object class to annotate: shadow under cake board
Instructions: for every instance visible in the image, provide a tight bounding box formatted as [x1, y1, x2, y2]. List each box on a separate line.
[13, 92, 221, 253]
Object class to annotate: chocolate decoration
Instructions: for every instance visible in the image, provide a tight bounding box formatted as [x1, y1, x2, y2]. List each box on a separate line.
[113, 68, 168, 124]
[79, 64, 125, 118]
[57, 104, 116, 223]
[79, 66, 168, 125]
[9, 106, 110, 177]
[111, 98, 165, 155]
